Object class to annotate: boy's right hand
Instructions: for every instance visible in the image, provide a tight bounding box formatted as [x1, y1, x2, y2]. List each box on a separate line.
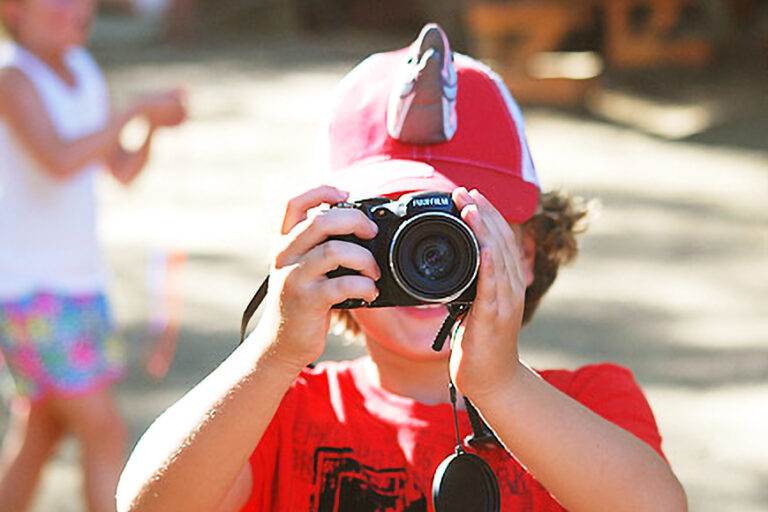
[255, 186, 380, 371]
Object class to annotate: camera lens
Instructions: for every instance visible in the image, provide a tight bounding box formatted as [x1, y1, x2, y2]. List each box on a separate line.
[414, 235, 456, 280]
[390, 212, 479, 303]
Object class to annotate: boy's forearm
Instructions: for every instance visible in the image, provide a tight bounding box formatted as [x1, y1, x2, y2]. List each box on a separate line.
[116, 323, 302, 512]
[473, 364, 687, 512]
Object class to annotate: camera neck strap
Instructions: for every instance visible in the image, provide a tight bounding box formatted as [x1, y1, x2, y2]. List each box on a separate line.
[240, 276, 269, 344]
[432, 303, 500, 446]
[433, 356, 500, 512]
[431, 303, 470, 352]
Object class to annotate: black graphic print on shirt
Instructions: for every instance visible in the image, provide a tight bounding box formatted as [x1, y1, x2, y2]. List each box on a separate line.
[309, 447, 427, 512]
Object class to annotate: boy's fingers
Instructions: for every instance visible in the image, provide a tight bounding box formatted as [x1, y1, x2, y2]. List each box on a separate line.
[276, 208, 378, 267]
[281, 186, 350, 235]
[299, 240, 381, 282]
[452, 187, 472, 210]
[468, 190, 518, 255]
[315, 275, 379, 307]
[459, 192, 523, 307]
[460, 204, 502, 314]
[468, 247, 498, 323]
[467, 189, 526, 287]
[459, 194, 503, 263]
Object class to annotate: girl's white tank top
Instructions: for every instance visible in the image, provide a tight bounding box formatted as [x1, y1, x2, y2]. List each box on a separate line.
[0, 42, 110, 298]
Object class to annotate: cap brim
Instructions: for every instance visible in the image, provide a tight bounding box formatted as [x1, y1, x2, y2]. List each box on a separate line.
[325, 158, 539, 223]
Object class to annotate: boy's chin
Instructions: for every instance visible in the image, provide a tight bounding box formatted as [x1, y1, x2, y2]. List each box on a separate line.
[354, 305, 452, 359]
[389, 306, 452, 358]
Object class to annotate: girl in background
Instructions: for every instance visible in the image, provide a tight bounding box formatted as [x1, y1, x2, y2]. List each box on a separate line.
[0, 0, 186, 510]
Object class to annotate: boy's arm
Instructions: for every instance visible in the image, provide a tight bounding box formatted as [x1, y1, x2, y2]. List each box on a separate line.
[0, 68, 133, 180]
[116, 322, 306, 512]
[474, 364, 686, 512]
[451, 188, 686, 512]
[117, 186, 381, 512]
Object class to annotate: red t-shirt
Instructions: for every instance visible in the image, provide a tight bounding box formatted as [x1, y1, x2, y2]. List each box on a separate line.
[241, 357, 664, 512]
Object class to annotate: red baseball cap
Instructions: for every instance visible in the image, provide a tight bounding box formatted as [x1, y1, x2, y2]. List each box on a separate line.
[322, 23, 540, 223]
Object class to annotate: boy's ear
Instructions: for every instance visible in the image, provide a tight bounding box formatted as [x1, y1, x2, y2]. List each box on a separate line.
[520, 231, 535, 287]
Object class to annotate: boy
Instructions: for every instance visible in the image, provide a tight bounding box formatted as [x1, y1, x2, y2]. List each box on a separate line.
[116, 24, 686, 512]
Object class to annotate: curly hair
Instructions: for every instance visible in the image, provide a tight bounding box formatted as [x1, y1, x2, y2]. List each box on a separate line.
[521, 190, 590, 324]
[331, 190, 591, 338]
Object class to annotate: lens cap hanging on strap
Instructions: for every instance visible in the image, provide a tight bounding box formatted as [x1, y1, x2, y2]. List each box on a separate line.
[433, 448, 500, 512]
[432, 381, 500, 512]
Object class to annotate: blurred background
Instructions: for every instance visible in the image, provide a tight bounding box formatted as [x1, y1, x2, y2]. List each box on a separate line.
[1, 0, 767, 510]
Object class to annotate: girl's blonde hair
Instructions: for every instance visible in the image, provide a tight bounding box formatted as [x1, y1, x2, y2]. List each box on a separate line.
[331, 189, 591, 338]
[0, 0, 13, 40]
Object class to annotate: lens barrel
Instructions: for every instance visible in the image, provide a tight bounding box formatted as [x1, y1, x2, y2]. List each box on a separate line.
[389, 212, 479, 303]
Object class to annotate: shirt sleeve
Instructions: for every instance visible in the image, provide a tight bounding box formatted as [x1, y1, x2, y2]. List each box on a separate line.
[239, 383, 301, 512]
[239, 414, 280, 511]
[566, 363, 666, 460]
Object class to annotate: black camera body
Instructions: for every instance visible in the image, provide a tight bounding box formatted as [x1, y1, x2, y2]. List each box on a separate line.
[329, 191, 479, 309]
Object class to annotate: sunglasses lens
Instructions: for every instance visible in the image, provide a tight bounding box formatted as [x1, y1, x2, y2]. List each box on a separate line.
[432, 451, 500, 512]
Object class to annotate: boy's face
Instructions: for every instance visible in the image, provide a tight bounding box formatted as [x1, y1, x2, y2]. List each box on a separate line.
[352, 303, 452, 361]
[351, 222, 534, 361]
[9, 0, 94, 49]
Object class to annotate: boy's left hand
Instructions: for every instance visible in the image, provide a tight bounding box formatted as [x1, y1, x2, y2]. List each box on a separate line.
[449, 187, 528, 403]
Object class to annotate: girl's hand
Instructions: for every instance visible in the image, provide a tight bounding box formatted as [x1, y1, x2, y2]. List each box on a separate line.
[255, 186, 381, 371]
[134, 89, 187, 128]
[449, 187, 528, 402]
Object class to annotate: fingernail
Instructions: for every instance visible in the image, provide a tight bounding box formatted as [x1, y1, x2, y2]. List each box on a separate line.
[464, 203, 480, 218]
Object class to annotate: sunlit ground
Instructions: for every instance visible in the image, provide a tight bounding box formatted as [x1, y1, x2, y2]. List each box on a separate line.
[2, 16, 767, 512]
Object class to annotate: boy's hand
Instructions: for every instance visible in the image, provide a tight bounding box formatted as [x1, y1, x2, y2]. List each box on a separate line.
[134, 89, 187, 128]
[255, 186, 381, 371]
[449, 187, 527, 402]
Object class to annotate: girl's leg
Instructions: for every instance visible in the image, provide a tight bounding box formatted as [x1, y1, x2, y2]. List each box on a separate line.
[0, 397, 66, 512]
[51, 388, 126, 512]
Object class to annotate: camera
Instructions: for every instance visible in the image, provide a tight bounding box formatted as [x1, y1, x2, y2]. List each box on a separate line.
[328, 191, 479, 309]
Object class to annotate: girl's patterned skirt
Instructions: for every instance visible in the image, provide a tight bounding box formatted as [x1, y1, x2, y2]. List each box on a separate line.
[0, 291, 125, 402]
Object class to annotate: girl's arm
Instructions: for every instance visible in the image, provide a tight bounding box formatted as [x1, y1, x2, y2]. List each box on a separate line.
[106, 90, 186, 185]
[106, 126, 154, 185]
[0, 70, 186, 183]
[0, 68, 135, 180]
[451, 188, 687, 512]
[117, 186, 381, 512]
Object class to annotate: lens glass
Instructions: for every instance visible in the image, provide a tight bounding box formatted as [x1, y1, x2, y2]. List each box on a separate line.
[414, 235, 456, 280]
[390, 213, 478, 302]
